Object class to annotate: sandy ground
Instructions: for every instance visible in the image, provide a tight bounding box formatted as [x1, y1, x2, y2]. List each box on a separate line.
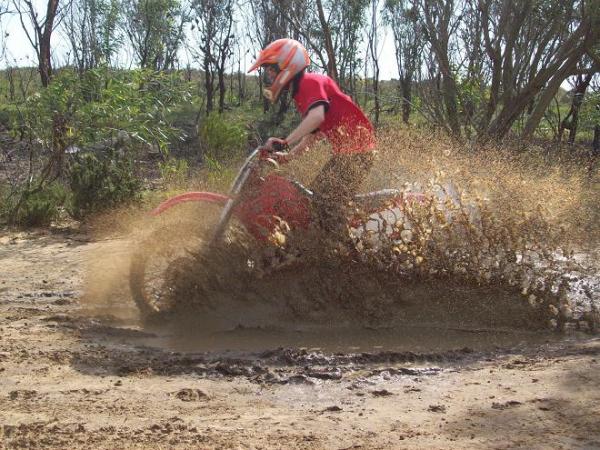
[1, 229, 600, 449]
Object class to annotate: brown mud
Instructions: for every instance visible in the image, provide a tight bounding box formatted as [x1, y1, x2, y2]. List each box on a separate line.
[2, 129, 600, 448]
[1, 229, 600, 449]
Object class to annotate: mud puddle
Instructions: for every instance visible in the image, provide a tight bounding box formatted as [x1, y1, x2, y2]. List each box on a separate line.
[131, 321, 571, 355]
[2, 227, 600, 449]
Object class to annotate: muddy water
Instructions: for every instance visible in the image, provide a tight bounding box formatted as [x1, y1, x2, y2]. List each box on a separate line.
[79, 233, 598, 363]
[133, 321, 573, 355]
[81, 130, 600, 360]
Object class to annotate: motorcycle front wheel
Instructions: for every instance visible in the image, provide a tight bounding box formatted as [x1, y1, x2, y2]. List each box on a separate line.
[129, 200, 227, 323]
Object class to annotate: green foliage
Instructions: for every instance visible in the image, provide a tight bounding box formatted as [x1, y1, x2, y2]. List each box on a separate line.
[67, 151, 142, 219]
[9, 183, 68, 227]
[200, 112, 247, 161]
[102, 0, 123, 63]
[15, 67, 190, 155]
[159, 157, 189, 186]
[0, 67, 193, 225]
[65, 0, 123, 70]
[0, 105, 16, 128]
[580, 91, 600, 132]
[202, 155, 238, 191]
[0, 183, 14, 224]
[122, 0, 188, 70]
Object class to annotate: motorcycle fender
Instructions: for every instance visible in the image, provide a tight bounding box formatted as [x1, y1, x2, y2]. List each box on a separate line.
[149, 192, 230, 217]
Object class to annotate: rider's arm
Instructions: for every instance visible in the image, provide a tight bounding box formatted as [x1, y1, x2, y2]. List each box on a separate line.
[285, 104, 326, 147]
[265, 104, 325, 162]
[287, 133, 319, 159]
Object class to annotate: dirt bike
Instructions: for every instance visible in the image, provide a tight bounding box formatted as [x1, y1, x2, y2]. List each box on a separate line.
[129, 145, 427, 322]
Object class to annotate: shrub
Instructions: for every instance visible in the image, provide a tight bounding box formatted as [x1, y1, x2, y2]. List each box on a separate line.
[159, 157, 189, 186]
[67, 151, 142, 220]
[0, 183, 14, 224]
[20, 68, 190, 151]
[3, 68, 194, 226]
[7, 183, 68, 227]
[200, 112, 247, 161]
[0, 105, 15, 129]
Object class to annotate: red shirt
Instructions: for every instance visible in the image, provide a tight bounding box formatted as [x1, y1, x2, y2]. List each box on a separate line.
[293, 73, 375, 154]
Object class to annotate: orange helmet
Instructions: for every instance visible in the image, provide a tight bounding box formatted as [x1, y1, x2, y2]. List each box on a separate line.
[248, 39, 310, 103]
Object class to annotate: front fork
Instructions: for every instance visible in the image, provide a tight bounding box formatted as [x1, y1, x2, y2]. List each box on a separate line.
[208, 148, 262, 246]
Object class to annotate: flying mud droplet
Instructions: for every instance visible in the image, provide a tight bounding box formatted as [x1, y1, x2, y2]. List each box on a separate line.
[84, 129, 600, 339]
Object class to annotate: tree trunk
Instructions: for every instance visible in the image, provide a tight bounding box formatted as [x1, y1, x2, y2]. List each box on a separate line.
[39, 0, 59, 87]
[421, 0, 461, 136]
[441, 72, 460, 135]
[373, 75, 380, 126]
[315, 0, 338, 81]
[218, 69, 226, 114]
[558, 73, 594, 144]
[486, 27, 592, 142]
[204, 54, 213, 115]
[520, 53, 583, 140]
[401, 78, 412, 124]
[7, 68, 15, 101]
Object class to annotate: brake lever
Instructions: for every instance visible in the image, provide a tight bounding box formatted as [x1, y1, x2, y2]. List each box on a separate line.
[262, 157, 280, 169]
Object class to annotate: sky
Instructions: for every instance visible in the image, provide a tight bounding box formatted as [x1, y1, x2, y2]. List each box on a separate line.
[0, 2, 401, 79]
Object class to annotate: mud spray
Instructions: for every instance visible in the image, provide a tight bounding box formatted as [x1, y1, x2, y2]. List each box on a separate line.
[82, 129, 599, 352]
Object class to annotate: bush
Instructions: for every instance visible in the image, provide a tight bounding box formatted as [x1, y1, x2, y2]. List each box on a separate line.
[0, 105, 15, 129]
[68, 151, 142, 219]
[0, 183, 14, 224]
[7, 183, 68, 227]
[159, 158, 189, 186]
[16, 67, 191, 157]
[200, 112, 247, 161]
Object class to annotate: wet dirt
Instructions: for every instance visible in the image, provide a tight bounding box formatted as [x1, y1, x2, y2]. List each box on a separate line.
[2, 128, 599, 448]
[1, 229, 600, 449]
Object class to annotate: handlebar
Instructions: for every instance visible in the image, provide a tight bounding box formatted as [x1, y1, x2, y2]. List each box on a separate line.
[271, 140, 288, 152]
[259, 140, 289, 158]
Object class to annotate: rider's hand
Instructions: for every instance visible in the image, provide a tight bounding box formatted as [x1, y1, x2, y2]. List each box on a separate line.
[265, 137, 288, 152]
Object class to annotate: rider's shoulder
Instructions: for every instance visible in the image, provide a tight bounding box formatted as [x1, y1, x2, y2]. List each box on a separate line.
[299, 72, 330, 85]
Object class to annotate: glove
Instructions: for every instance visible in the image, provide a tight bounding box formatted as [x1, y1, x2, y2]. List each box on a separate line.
[265, 137, 288, 152]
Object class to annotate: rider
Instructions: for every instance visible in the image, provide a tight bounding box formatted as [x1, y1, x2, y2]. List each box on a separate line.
[248, 38, 376, 245]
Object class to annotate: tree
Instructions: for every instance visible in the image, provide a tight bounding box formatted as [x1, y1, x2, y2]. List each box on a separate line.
[13, 0, 62, 87]
[366, 0, 382, 124]
[417, 0, 461, 135]
[517, 1, 600, 139]
[411, 0, 600, 141]
[0, 4, 10, 66]
[315, 0, 338, 81]
[559, 66, 598, 143]
[273, 0, 337, 79]
[273, 0, 370, 99]
[122, 0, 190, 71]
[384, 0, 421, 123]
[190, 0, 235, 114]
[62, 0, 121, 72]
[328, 0, 369, 97]
[577, 76, 600, 153]
[247, 0, 303, 116]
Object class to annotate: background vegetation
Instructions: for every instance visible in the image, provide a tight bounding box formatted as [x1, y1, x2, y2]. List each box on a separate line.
[0, 0, 598, 227]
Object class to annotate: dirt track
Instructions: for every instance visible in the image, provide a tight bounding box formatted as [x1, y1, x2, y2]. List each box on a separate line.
[1, 229, 600, 449]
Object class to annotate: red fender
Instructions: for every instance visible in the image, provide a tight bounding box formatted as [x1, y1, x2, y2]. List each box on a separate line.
[150, 191, 230, 217]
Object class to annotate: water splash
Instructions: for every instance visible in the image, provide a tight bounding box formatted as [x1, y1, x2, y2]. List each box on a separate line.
[87, 129, 600, 334]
